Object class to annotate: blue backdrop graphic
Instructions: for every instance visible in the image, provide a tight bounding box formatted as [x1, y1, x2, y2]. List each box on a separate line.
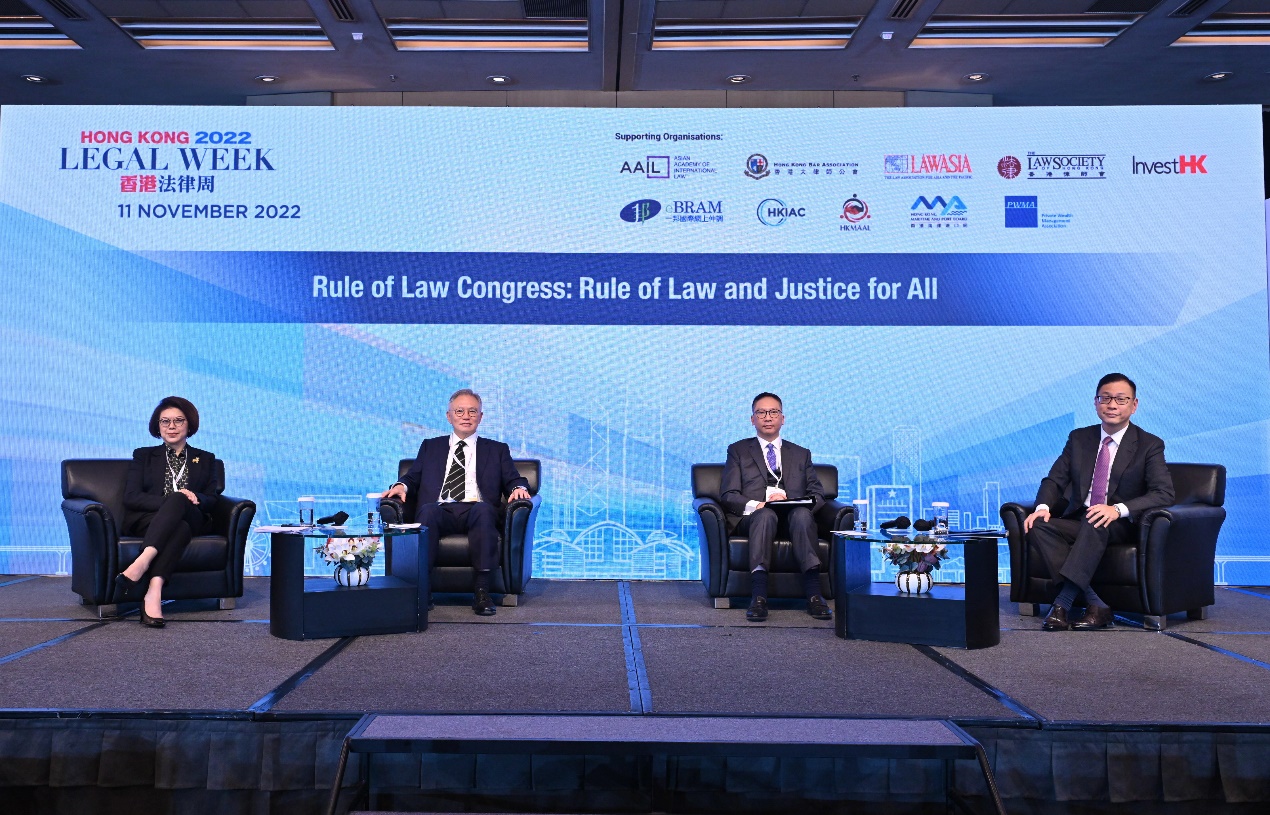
[0, 105, 1265, 582]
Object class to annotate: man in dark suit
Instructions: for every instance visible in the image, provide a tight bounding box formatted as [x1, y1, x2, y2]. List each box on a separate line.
[720, 392, 830, 622]
[1024, 373, 1174, 631]
[383, 389, 530, 616]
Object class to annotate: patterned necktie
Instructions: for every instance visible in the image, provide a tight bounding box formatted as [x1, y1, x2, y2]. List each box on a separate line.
[1090, 436, 1114, 506]
[765, 442, 780, 475]
[442, 440, 467, 501]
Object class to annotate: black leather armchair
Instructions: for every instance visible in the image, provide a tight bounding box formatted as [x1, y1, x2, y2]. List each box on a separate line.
[1001, 462, 1227, 630]
[692, 463, 854, 606]
[60, 459, 255, 617]
[379, 458, 541, 606]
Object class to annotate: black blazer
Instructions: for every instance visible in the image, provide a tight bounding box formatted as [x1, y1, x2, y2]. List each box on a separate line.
[123, 445, 224, 529]
[719, 437, 825, 528]
[400, 435, 528, 505]
[1035, 424, 1174, 519]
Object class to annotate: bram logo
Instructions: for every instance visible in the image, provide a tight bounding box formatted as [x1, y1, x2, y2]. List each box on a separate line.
[619, 156, 670, 179]
[757, 198, 805, 226]
[911, 196, 966, 216]
[745, 154, 770, 180]
[841, 196, 869, 222]
[1131, 155, 1207, 175]
[1004, 196, 1038, 228]
[998, 156, 1022, 179]
[620, 199, 662, 223]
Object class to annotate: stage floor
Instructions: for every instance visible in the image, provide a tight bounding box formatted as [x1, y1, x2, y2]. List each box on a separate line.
[1, 575, 1269, 727]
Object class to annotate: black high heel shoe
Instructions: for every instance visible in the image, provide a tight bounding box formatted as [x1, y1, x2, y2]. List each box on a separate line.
[114, 572, 139, 596]
[139, 607, 166, 628]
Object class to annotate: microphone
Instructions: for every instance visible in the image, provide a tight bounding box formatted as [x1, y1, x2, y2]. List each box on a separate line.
[316, 510, 349, 526]
[913, 519, 935, 532]
[880, 515, 911, 531]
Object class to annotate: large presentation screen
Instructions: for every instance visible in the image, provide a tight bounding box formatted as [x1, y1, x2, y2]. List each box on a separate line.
[0, 104, 1264, 582]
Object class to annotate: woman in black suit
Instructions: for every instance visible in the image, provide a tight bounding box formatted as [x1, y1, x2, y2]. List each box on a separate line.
[117, 396, 223, 627]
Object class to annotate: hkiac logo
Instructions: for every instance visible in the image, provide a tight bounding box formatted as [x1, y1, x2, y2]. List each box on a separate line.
[1004, 196, 1038, 228]
[1131, 155, 1207, 175]
[619, 199, 661, 223]
[757, 198, 805, 226]
[619, 156, 670, 179]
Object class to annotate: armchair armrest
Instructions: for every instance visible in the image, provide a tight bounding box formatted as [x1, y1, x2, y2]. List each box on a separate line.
[210, 495, 255, 598]
[1137, 503, 1227, 614]
[693, 497, 729, 597]
[815, 499, 854, 540]
[1000, 502, 1036, 602]
[502, 494, 541, 594]
[61, 497, 118, 604]
[379, 497, 407, 526]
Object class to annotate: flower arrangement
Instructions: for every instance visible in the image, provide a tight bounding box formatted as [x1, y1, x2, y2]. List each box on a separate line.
[314, 536, 382, 570]
[880, 537, 949, 574]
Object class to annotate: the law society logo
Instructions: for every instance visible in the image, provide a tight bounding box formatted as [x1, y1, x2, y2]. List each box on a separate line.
[839, 196, 871, 232]
[744, 153, 770, 180]
[670, 199, 723, 224]
[620, 157, 670, 179]
[885, 153, 972, 180]
[997, 156, 1022, 179]
[1004, 196, 1072, 229]
[909, 195, 968, 229]
[757, 198, 806, 226]
[620, 199, 662, 223]
[1027, 152, 1107, 180]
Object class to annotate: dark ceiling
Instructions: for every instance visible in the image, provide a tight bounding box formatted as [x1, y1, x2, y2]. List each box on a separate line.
[0, 0, 1268, 105]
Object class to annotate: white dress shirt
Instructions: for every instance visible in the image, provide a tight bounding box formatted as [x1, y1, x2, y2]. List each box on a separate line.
[744, 435, 786, 516]
[439, 432, 481, 503]
[1037, 425, 1131, 520]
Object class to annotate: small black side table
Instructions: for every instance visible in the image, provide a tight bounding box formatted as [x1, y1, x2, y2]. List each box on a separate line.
[832, 531, 1002, 650]
[269, 528, 430, 640]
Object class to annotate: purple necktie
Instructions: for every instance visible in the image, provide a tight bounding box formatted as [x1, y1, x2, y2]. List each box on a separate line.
[765, 442, 778, 472]
[1090, 436, 1114, 506]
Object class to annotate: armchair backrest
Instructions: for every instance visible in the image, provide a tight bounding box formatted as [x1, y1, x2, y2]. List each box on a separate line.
[396, 458, 541, 496]
[1167, 463, 1225, 506]
[62, 459, 131, 522]
[692, 463, 839, 501]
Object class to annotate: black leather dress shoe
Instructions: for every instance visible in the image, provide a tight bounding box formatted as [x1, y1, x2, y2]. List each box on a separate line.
[472, 588, 497, 616]
[1071, 604, 1114, 630]
[1041, 605, 1070, 632]
[807, 595, 833, 620]
[745, 597, 768, 622]
[139, 609, 165, 628]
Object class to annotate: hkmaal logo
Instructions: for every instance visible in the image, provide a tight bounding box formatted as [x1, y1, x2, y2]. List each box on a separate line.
[840, 196, 871, 232]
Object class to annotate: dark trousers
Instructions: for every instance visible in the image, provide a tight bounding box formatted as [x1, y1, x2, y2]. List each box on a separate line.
[414, 501, 501, 572]
[1028, 510, 1134, 591]
[123, 493, 206, 584]
[737, 506, 820, 573]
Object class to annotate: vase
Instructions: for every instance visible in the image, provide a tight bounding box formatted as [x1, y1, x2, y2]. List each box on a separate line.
[895, 570, 932, 594]
[334, 563, 371, 587]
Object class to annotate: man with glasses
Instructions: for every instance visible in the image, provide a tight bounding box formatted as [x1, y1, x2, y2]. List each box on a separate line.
[1023, 373, 1174, 631]
[384, 389, 530, 615]
[720, 392, 830, 622]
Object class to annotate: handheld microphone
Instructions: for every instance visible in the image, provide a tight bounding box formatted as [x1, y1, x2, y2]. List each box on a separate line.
[316, 510, 350, 526]
[880, 515, 911, 531]
[912, 519, 935, 532]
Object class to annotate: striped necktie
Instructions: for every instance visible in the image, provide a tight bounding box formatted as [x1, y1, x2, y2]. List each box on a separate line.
[442, 440, 467, 501]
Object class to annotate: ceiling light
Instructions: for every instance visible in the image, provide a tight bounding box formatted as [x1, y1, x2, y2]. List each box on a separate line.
[352, 32, 363, 41]
[1203, 71, 1232, 81]
[726, 74, 751, 84]
[21, 74, 48, 83]
[486, 75, 511, 84]
[255, 75, 279, 83]
[880, 31, 894, 40]
[963, 72, 989, 82]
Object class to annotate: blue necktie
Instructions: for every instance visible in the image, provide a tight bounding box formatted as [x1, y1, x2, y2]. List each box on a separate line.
[765, 442, 778, 472]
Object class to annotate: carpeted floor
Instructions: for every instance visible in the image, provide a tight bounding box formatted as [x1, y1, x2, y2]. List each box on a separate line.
[1, 576, 1269, 725]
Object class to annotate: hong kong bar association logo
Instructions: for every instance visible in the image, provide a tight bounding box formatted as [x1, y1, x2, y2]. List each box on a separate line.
[744, 153, 770, 180]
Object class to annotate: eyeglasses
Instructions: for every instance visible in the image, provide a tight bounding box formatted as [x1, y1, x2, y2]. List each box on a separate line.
[753, 409, 783, 419]
[449, 408, 481, 418]
[1095, 395, 1133, 406]
[158, 417, 187, 428]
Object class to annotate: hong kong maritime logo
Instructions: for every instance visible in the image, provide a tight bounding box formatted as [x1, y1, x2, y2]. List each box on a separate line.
[840, 196, 871, 232]
[744, 153, 770, 180]
[757, 198, 805, 226]
[997, 156, 1022, 179]
[620, 199, 661, 223]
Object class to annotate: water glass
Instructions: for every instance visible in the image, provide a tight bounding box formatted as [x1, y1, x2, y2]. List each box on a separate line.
[366, 492, 383, 531]
[852, 499, 869, 533]
[931, 501, 950, 536]
[298, 496, 315, 526]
